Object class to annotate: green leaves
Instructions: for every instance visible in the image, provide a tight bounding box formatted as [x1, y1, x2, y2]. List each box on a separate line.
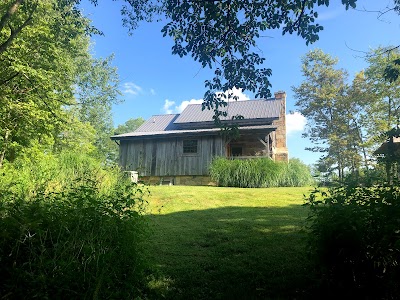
[293, 49, 368, 181]
[0, 0, 91, 163]
[305, 185, 400, 297]
[341, 0, 357, 9]
[0, 1, 122, 165]
[384, 57, 400, 83]
[114, 117, 145, 135]
[158, 0, 350, 119]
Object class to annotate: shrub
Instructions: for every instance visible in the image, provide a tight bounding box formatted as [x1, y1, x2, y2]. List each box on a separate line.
[0, 152, 150, 299]
[343, 165, 388, 187]
[209, 157, 314, 188]
[305, 186, 400, 299]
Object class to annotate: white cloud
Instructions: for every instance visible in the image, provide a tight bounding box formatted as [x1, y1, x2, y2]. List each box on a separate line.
[150, 88, 156, 96]
[286, 112, 307, 135]
[163, 99, 175, 114]
[162, 88, 251, 114]
[162, 98, 202, 114]
[122, 82, 143, 95]
[176, 98, 203, 112]
[216, 87, 250, 101]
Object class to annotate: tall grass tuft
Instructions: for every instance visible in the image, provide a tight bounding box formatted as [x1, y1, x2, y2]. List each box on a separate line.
[210, 157, 314, 187]
[0, 152, 150, 299]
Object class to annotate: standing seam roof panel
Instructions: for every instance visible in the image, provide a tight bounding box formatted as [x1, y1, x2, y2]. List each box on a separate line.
[134, 114, 180, 132]
[173, 99, 281, 124]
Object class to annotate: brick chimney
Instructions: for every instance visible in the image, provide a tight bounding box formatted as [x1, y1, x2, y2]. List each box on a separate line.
[273, 91, 288, 162]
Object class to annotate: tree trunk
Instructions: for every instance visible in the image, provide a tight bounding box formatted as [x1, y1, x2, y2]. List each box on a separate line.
[0, 149, 5, 169]
[0, 0, 24, 32]
[355, 121, 370, 175]
[338, 160, 343, 182]
[0, 0, 36, 56]
[388, 96, 392, 129]
[0, 129, 10, 169]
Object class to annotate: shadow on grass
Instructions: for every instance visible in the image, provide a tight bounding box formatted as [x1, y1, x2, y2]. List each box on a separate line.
[143, 204, 318, 299]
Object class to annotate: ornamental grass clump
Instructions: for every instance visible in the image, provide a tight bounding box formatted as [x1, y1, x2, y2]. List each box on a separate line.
[281, 158, 315, 187]
[209, 157, 313, 188]
[0, 152, 150, 299]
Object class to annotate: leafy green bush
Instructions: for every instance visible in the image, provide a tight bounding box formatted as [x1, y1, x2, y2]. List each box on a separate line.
[305, 186, 400, 298]
[209, 157, 314, 187]
[343, 164, 388, 187]
[0, 152, 150, 299]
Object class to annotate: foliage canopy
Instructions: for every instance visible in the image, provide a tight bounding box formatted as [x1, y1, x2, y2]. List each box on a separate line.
[0, 0, 121, 165]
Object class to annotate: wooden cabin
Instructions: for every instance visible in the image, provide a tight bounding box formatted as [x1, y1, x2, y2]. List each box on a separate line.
[111, 91, 289, 185]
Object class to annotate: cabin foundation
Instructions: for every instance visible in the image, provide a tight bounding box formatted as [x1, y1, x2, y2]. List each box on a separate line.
[140, 175, 215, 186]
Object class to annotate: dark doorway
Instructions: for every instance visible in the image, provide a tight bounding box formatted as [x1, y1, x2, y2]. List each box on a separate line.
[231, 145, 243, 156]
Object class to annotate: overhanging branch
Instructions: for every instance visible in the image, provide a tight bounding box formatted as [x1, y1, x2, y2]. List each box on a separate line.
[0, 1, 37, 55]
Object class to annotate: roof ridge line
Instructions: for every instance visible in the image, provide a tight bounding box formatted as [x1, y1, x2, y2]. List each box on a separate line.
[184, 98, 277, 106]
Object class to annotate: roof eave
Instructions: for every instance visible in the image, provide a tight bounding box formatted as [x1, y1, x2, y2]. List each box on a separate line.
[110, 125, 277, 141]
[110, 130, 221, 141]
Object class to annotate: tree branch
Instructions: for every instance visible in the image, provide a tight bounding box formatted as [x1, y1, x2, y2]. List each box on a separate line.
[0, 72, 20, 85]
[292, 0, 307, 31]
[0, 1, 37, 55]
[0, 0, 24, 32]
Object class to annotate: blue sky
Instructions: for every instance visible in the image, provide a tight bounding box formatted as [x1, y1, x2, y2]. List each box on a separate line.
[81, 0, 399, 165]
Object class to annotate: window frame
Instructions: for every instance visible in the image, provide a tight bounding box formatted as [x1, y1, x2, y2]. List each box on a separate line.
[182, 139, 199, 155]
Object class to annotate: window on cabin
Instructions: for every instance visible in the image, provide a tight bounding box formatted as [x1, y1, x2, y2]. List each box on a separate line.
[183, 139, 198, 154]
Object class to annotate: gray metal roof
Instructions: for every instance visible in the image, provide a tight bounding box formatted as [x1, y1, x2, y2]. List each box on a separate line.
[111, 124, 277, 140]
[174, 99, 281, 124]
[110, 98, 282, 140]
[135, 114, 180, 132]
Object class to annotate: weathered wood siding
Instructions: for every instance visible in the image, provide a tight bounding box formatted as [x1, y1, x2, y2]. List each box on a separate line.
[119, 136, 225, 176]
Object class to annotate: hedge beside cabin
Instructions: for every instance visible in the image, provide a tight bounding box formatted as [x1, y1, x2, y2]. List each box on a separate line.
[111, 91, 289, 185]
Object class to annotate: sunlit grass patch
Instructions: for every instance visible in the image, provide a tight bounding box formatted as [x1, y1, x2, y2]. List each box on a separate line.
[144, 185, 316, 299]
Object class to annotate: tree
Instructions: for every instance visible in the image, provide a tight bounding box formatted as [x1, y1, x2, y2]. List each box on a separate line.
[384, 57, 400, 82]
[108, 0, 358, 117]
[73, 54, 121, 161]
[294, 47, 400, 183]
[52, 110, 97, 156]
[364, 47, 400, 133]
[362, 48, 400, 183]
[0, 0, 90, 166]
[2, 0, 396, 116]
[0, 0, 99, 54]
[0, 1, 117, 166]
[159, 0, 358, 110]
[346, 71, 372, 173]
[114, 118, 145, 135]
[293, 49, 363, 181]
[118, 0, 400, 133]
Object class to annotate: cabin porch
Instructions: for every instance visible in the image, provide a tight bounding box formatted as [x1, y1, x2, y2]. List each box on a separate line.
[225, 131, 288, 162]
[225, 133, 275, 160]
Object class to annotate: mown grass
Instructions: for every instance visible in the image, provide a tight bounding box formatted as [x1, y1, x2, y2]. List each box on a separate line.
[143, 185, 317, 299]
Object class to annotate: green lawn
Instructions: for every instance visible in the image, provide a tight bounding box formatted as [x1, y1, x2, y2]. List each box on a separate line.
[143, 186, 317, 299]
